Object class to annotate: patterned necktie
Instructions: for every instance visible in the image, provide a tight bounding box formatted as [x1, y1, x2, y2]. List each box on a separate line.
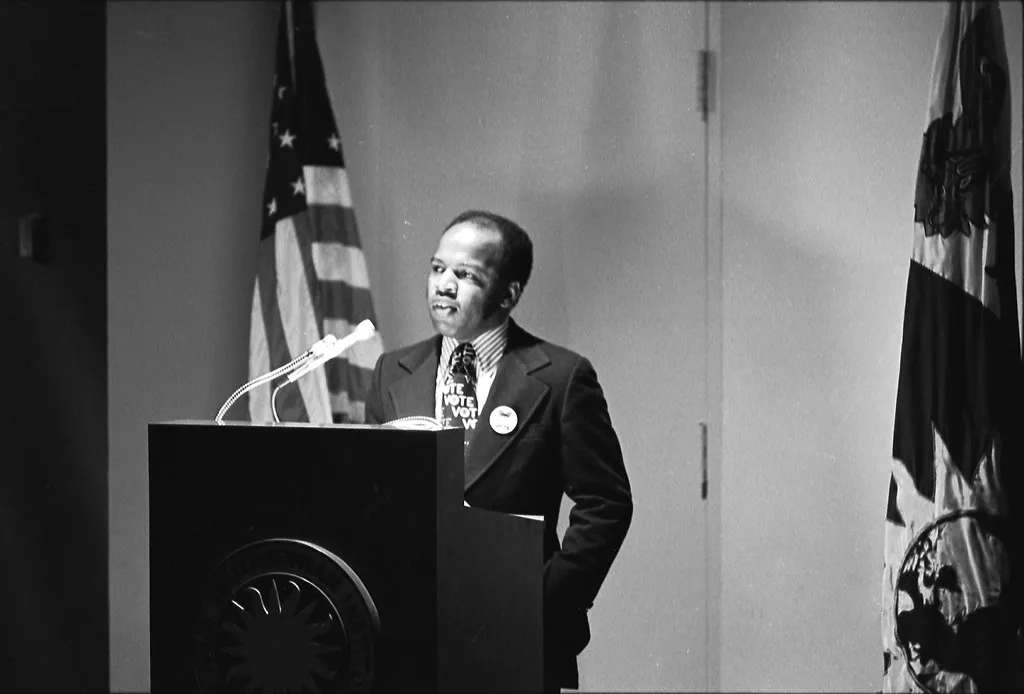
[441, 342, 479, 444]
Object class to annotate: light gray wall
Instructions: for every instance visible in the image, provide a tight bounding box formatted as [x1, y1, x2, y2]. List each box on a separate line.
[313, 1, 576, 352]
[107, 3, 277, 689]
[108, 1, 1023, 691]
[109, 2, 710, 690]
[718, 1, 1022, 691]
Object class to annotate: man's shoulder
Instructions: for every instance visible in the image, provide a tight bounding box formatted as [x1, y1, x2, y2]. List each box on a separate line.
[376, 334, 438, 370]
[508, 323, 591, 373]
[382, 334, 436, 358]
[376, 323, 596, 373]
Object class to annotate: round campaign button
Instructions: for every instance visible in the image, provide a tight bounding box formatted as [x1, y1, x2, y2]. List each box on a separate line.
[489, 406, 518, 435]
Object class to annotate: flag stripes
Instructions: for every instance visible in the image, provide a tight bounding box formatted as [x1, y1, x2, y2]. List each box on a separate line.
[311, 243, 371, 287]
[302, 205, 365, 246]
[304, 165, 353, 207]
[275, 217, 332, 423]
[248, 279, 273, 419]
[321, 283, 380, 325]
[248, 0, 382, 424]
[329, 390, 366, 424]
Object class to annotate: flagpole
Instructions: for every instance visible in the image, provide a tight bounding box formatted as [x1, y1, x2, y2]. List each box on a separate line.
[285, 0, 296, 89]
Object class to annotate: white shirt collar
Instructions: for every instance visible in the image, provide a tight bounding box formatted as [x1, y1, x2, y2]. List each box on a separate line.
[439, 319, 509, 375]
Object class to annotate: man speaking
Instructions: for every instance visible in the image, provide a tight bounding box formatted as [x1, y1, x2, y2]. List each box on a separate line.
[365, 210, 633, 690]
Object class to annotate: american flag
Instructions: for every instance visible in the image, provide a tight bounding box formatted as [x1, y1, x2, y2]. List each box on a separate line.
[882, 2, 1022, 691]
[248, 0, 383, 424]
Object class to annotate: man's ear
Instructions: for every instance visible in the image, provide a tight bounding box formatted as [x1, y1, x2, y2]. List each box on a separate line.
[502, 281, 522, 309]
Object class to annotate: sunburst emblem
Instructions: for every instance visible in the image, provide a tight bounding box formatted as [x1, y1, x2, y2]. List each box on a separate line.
[195, 539, 379, 694]
[220, 574, 345, 691]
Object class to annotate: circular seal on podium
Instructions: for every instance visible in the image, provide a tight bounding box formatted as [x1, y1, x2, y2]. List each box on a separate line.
[193, 538, 380, 693]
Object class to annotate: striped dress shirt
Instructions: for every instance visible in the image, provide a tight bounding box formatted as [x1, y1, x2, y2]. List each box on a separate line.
[434, 320, 509, 422]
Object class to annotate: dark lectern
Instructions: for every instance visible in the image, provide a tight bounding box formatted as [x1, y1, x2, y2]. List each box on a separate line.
[149, 421, 543, 692]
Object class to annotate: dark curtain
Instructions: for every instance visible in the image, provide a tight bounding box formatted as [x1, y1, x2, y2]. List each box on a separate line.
[0, 2, 109, 690]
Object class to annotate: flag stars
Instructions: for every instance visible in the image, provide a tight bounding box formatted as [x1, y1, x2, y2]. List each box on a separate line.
[277, 85, 287, 100]
[267, 198, 277, 217]
[279, 130, 296, 148]
[327, 134, 341, 151]
[291, 178, 306, 196]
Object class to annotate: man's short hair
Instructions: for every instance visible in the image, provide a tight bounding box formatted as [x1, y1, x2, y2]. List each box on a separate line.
[443, 209, 533, 289]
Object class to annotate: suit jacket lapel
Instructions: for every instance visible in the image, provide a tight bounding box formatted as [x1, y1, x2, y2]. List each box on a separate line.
[389, 337, 440, 419]
[464, 323, 550, 492]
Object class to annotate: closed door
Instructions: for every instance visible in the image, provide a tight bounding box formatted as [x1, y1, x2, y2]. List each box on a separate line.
[318, 2, 711, 689]
[549, 5, 710, 691]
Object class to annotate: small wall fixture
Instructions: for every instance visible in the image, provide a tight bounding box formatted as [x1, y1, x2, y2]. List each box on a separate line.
[18, 213, 47, 264]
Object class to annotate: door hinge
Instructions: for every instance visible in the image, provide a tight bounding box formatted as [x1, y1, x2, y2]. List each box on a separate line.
[700, 422, 708, 500]
[698, 49, 716, 122]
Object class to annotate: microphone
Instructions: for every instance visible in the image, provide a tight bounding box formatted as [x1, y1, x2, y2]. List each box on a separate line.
[285, 319, 376, 383]
[304, 333, 337, 358]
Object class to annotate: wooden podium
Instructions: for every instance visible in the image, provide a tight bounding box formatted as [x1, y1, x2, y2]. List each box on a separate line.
[149, 421, 544, 692]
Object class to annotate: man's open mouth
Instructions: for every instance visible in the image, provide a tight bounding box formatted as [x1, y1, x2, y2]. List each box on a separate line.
[432, 303, 458, 315]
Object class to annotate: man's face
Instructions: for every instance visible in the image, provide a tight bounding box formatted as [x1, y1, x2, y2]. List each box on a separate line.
[426, 221, 507, 342]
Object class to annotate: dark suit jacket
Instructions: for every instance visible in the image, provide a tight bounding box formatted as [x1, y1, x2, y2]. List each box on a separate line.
[364, 320, 633, 689]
